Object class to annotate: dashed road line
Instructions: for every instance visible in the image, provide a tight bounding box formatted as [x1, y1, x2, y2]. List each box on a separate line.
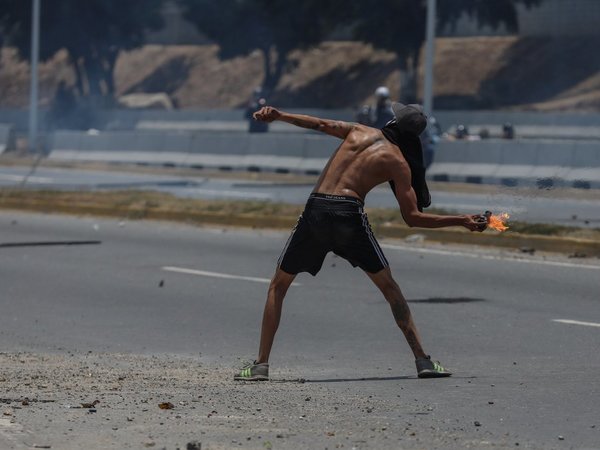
[0, 174, 54, 184]
[162, 266, 301, 286]
[552, 319, 600, 328]
[381, 244, 600, 270]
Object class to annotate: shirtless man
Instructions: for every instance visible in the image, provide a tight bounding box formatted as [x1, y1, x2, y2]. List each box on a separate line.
[234, 104, 484, 381]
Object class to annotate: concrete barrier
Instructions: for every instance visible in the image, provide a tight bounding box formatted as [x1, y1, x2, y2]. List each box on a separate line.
[0, 123, 16, 154]
[48, 130, 600, 188]
[49, 129, 338, 174]
[429, 140, 600, 188]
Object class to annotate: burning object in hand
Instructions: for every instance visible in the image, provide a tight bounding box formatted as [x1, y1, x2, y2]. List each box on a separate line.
[476, 211, 510, 232]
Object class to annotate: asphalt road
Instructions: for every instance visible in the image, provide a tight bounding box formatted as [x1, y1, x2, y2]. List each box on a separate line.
[2, 165, 600, 228]
[1, 211, 599, 448]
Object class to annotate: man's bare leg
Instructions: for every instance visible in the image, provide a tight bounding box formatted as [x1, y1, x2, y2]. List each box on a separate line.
[366, 267, 427, 359]
[256, 268, 296, 364]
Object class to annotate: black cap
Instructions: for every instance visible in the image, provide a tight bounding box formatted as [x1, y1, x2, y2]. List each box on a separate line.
[391, 102, 427, 136]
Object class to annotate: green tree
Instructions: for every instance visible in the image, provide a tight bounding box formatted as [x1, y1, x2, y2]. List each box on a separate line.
[350, 0, 543, 102]
[0, 0, 166, 101]
[178, 0, 345, 93]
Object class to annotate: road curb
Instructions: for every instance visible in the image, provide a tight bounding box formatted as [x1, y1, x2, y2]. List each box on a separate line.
[1, 198, 599, 257]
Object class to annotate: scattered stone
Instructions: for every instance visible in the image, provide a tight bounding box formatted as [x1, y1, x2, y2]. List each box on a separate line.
[159, 280, 165, 287]
[405, 234, 426, 244]
[569, 252, 587, 258]
[519, 247, 535, 255]
[143, 441, 155, 448]
[558, 435, 564, 440]
[81, 400, 99, 408]
[474, 421, 482, 427]
[186, 442, 201, 450]
[488, 401, 494, 405]
[158, 402, 174, 410]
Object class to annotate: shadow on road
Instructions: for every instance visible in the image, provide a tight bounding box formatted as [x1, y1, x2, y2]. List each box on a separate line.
[272, 375, 479, 383]
[303, 375, 414, 383]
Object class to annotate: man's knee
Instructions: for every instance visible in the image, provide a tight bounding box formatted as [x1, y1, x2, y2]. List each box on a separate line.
[269, 269, 295, 297]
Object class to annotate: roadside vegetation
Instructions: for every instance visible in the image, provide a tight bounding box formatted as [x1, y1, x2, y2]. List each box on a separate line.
[1, 188, 598, 241]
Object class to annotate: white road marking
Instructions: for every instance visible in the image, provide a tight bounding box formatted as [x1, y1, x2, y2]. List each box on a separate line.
[162, 266, 301, 286]
[0, 174, 54, 183]
[381, 243, 600, 270]
[552, 319, 600, 328]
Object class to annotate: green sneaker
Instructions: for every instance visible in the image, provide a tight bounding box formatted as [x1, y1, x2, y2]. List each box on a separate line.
[234, 361, 269, 381]
[416, 356, 452, 378]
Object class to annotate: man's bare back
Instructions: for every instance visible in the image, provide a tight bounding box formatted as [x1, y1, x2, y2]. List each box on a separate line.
[313, 124, 403, 201]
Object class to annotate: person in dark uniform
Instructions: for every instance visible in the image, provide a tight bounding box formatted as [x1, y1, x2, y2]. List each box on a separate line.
[235, 103, 484, 381]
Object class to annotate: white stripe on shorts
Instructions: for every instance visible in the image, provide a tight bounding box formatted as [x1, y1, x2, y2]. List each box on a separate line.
[277, 215, 301, 266]
[361, 212, 388, 267]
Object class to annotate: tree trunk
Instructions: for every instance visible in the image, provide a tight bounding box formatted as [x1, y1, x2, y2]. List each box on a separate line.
[101, 48, 119, 99]
[398, 54, 419, 104]
[261, 47, 274, 95]
[72, 58, 85, 97]
[261, 46, 286, 96]
[83, 56, 104, 103]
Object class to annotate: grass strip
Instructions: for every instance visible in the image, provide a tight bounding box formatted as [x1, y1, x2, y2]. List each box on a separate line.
[1, 189, 599, 255]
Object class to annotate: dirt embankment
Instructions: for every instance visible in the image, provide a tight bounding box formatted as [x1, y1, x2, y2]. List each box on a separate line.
[1, 36, 599, 111]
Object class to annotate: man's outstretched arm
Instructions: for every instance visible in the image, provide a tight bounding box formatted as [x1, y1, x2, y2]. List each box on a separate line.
[391, 162, 484, 231]
[253, 106, 354, 139]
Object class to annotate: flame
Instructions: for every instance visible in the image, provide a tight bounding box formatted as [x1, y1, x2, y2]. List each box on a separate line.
[487, 213, 510, 232]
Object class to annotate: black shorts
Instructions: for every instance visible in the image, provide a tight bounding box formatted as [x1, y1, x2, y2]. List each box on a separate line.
[278, 193, 389, 276]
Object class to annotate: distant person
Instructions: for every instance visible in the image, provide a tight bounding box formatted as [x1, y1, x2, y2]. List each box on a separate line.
[454, 124, 469, 140]
[245, 87, 269, 133]
[502, 122, 515, 139]
[234, 103, 485, 382]
[420, 126, 435, 169]
[355, 104, 373, 126]
[372, 86, 394, 128]
[421, 116, 441, 169]
[479, 128, 491, 139]
[49, 81, 77, 129]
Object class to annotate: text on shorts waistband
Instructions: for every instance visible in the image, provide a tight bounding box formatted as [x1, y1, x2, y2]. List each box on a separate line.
[308, 193, 364, 206]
